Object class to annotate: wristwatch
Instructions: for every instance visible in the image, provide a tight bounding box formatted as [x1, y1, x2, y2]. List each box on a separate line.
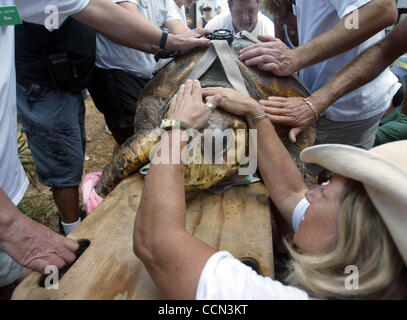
[159, 119, 191, 131]
[159, 28, 169, 50]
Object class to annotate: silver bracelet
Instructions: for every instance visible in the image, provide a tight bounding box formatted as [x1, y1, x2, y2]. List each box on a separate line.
[251, 114, 269, 123]
[302, 98, 319, 122]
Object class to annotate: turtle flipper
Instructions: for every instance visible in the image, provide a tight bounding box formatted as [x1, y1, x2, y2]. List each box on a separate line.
[95, 129, 161, 197]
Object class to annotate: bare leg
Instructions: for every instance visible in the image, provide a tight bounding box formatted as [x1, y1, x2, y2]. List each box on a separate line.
[53, 187, 80, 223]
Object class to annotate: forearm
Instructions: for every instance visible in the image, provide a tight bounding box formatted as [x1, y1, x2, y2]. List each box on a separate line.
[295, 0, 397, 71]
[165, 20, 190, 35]
[310, 18, 407, 111]
[246, 107, 308, 224]
[135, 131, 188, 251]
[134, 130, 215, 299]
[73, 0, 170, 50]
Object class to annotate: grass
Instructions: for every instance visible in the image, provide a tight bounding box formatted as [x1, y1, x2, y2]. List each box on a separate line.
[17, 129, 52, 217]
[17, 195, 54, 217]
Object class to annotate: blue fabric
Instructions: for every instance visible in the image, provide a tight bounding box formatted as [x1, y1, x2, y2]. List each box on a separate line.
[16, 83, 86, 189]
[0, 244, 23, 287]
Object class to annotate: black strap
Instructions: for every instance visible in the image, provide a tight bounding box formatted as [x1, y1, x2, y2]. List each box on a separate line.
[159, 28, 169, 49]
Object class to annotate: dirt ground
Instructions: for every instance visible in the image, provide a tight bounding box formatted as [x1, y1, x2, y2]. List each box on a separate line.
[25, 97, 115, 234]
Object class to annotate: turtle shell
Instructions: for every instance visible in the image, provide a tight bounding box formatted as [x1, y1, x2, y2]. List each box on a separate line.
[96, 36, 316, 197]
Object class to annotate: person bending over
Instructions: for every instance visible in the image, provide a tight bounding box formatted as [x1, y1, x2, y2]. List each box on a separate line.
[133, 80, 407, 299]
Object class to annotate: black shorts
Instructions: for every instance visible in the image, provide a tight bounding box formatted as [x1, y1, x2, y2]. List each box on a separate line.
[88, 67, 149, 145]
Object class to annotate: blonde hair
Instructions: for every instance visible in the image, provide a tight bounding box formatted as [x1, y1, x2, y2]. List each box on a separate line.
[284, 181, 407, 299]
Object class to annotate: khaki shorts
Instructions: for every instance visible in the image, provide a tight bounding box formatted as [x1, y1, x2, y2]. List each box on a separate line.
[306, 113, 383, 177]
[0, 244, 23, 287]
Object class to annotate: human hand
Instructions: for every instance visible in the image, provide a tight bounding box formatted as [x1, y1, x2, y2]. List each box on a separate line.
[259, 96, 319, 143]
[239, 35, 299, 77]
[167, 80, 222, 130]
[167, 28, 211, 51]
[1, 212, 79, 273]
[202, 87, 263, 119]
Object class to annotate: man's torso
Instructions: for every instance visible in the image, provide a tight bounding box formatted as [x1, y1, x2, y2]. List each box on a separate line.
[96, 0, 175, 78]
[295, 0, 399, 122]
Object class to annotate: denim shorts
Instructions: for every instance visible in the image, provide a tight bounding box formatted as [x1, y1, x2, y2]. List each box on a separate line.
[16, 83, 86, 189]
[0, 244, 23, 287]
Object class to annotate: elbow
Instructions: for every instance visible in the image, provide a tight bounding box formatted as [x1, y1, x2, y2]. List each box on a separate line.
[133, 226, 143, 259]
[133, 223, 155, 266]
[380, 0, 398, 27]
[133, 209, 150, 261]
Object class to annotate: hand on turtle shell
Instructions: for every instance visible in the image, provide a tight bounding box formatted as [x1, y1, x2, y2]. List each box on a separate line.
[167, 80, 222, 130]
[202, 87, 263, 119]
[0, 208, 79, 273]
[259, 96, 319, 144]
[239, 35, 299, 77]
[167, 28, 211, 51]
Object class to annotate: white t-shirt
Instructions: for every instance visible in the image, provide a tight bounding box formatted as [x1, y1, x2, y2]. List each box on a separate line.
[205, 12, 275, 37]
[196, 251, 309, 300]
[96, 0, 180, 78]
[168, 1, 187, 27]
[0, 0, 89, 205]
[295, 0, 400, 122]
[196, 198, 312, 300]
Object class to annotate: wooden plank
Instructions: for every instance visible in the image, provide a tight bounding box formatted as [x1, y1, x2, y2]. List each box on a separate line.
[12, 174, 274, 300]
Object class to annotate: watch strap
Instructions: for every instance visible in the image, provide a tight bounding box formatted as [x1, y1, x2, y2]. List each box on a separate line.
[159, 28, 169, 50]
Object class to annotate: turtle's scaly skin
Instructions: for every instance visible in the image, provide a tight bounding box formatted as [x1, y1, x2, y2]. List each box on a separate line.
[95, 39, 315, 198]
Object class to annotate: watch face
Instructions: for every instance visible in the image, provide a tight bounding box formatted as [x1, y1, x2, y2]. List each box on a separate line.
[160, 119, 173, 129]
[159, 119, 190, 131]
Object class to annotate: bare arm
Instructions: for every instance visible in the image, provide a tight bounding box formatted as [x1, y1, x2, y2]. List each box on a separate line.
[165, 19, 191, 34]
[72, 0, 210, 51]
[260, 16, 407, 143]
[133, 81, 221, 299]
[240, 0, 397, 76]
[293, 0, 398, 72]
[312, 17, 407, 110]
[119, 2, 190, 53]
[197, 17, 204, 28]
[116, 1, 157, 53]
[202, 88, 308, 227]
[0, 189, 79, 273]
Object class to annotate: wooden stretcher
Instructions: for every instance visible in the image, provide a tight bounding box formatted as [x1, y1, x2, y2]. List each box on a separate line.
[12, 174, 274, 300]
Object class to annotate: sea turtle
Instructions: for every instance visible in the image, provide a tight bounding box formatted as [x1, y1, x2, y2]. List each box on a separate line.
[95, 33, 315, 198]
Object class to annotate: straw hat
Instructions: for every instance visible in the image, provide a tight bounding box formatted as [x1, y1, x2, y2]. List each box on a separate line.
[300, 140, 407, 265]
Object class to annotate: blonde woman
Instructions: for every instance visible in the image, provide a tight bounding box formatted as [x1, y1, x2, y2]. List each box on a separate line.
[132, 80, 407, 299]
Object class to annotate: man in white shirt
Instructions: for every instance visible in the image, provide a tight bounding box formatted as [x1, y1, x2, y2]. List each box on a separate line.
[170, 0, 198, 30]
[0, 0, 209, 298]
[89, 0, 192, 146]
[240, 0, 399, 177]
[205, 0, 275, 37]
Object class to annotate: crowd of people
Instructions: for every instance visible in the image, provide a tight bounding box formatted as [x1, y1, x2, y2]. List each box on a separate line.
[0, 0, 407, 300]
